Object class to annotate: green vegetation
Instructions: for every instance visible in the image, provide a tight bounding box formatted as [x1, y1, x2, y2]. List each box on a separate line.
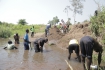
[90, 6, 105, 43]
[0, 26, 12, 38]
[18, 19, 28, 25]
[48, 16, 59, 25]
[0, 22, 45, 38]
[90, 6, 105, 65]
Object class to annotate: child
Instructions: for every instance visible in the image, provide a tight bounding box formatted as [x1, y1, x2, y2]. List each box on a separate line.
[14, 33, 20, 44]
[4, 40, 18, 50]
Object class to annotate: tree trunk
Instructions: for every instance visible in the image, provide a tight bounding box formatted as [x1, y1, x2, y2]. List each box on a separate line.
[67, 10, 69, 20]
[74, 13, 76, 24]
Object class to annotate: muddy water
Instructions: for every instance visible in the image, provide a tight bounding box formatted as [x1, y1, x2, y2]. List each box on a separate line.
[0, 39, 84, 70]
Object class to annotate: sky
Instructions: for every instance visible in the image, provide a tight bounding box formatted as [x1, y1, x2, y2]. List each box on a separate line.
[0, 0, 105, 25]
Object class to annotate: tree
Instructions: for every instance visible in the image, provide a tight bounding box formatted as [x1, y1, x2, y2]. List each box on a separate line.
[67, 18, 71, 22]
[66, 18, 72, 25]
[93, 0, 101, 12]
[48, 16, 59, 25]
[63, 6, 73, 19]
[65, 0, 85, 24]
[90, 6, 105, 36]
[53, 16, 59, 24]
[0, 21, 2, 24]
[48, 20, 54, 25]
[18, 19, 28, 25]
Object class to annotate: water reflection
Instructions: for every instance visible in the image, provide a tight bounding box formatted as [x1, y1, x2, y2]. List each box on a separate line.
[15, 43, 19, 47]
[6, 50, 19, 58]
[1, 39, 105, 70]
[23, 50, 29, 61]
[33, 53, 45, 63]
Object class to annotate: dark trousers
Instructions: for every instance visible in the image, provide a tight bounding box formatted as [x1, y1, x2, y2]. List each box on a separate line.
[45, 29, 47, 37]
[31, 32, 34, 37]
[34, 43, 43, 52]
[80, 41, 93, 58]
[24, 43, 29, 50]
[34, 44, 40, 52]
[15, 40, 19, 44]
[68, 44, 79, 54]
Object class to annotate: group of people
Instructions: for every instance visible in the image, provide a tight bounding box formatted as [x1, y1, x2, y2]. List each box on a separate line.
[59, 19, 70, 34]
[23, 29, 48, 52]
[3, 24, 103, 70]
[3, 33, 20, 50]
[3, 25, 48, 53]
[68, 36, 103, 70]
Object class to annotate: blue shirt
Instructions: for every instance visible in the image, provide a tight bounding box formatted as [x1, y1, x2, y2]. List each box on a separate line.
[46, 24, 51, 30]
[24, 33, 29, 44]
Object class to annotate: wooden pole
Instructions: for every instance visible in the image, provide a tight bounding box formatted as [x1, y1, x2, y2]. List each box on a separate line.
[65, 60, 73, 70]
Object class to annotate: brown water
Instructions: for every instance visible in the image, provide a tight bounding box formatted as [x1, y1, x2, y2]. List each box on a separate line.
[2, 39, 104, 70]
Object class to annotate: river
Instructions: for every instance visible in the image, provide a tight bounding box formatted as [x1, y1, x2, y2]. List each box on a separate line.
[0, 38, 84, 70]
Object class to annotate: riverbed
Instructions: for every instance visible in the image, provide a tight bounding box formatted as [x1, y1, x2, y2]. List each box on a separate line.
[0, 37, 83, 70]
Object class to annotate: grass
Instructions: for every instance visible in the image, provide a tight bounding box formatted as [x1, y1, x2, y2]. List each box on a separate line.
[12, 24, 46, 36]
[0, 24, 46, 38]
[95, 47, 105, 61]
[92, 47, 105, 70]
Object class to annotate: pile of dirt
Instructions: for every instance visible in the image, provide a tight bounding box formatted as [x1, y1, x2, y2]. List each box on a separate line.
[47, 22, 92, 49]
[48, 26, 64, 40]
[58, 22, 92, 49]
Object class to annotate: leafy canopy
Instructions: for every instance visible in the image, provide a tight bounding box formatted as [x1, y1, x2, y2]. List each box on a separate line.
[18, 19, 28, 25]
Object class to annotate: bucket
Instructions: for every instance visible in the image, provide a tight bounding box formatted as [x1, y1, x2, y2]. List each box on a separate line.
[61, 30, 63, 33]
[90, 65, 98, 70]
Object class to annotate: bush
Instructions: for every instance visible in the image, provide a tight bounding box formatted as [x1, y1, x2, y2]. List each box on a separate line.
[0, 21, 46, 38]
[90, 6, 105, 36]
[90, 7, 105, 64]
[0, 26, 12, 38]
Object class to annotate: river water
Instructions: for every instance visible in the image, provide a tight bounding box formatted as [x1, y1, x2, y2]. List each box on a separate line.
[0, 38, 104, 70]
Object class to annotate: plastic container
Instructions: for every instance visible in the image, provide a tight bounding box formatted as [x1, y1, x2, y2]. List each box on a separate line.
[90, 65, 98, 69]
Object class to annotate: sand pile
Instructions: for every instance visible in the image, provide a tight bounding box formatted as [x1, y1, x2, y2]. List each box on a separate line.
[56, 22, 92, 49]
[41, 22, 92, 49]
[48, 23, 92, 48]
[47, 26, 64, 40]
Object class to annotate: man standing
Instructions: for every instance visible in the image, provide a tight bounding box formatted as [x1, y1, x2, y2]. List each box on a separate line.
[14, 33, 20, 44]
[67, 39, 81, 62]
[24, 29, 31, 50]
[94, 10, 98, 16]
[80, 36, 103, 70]
[45, 24, 51, 37]
[30, 26, 35, 37]
[33, 38, 48, 52]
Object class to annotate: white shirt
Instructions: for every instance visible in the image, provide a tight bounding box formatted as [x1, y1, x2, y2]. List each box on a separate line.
[6, 44, 15, 50]
[69, 39, 78, 45]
